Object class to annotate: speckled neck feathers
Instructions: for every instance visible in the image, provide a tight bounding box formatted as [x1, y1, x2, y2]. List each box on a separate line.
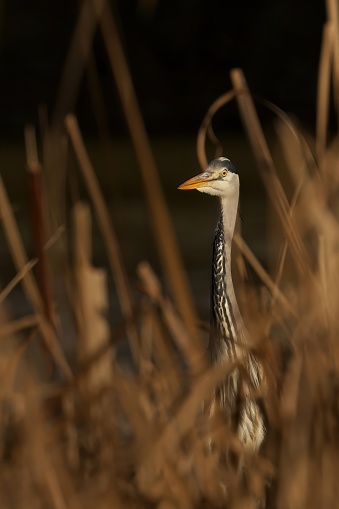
[208, 198, 265, 449]
[209, 196, 244, 362]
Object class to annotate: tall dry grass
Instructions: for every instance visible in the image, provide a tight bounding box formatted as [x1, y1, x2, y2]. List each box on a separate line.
[1, 1, 339, 508]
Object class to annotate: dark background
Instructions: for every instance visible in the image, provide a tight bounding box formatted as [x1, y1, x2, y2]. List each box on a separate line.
[0, 0, 328, 325]
[0, 0, 325, 138]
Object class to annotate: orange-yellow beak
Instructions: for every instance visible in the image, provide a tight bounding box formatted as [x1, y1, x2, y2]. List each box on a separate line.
[178, 172, 213, 190]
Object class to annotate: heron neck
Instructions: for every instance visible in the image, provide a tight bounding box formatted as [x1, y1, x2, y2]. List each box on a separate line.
[220, 191, 239, 243]
[219, 193, 241, 323]
[209, 190, 244, 362]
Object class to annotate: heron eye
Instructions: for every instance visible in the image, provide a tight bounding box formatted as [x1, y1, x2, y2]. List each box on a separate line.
[221, 169, 228, 177]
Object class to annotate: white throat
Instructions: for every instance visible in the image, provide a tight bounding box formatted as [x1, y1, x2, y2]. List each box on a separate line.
[220, 185, 239, 242]
[219, 187, 247, 340]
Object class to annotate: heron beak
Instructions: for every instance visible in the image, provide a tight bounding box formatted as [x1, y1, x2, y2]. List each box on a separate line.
[178, 173, 213, 190]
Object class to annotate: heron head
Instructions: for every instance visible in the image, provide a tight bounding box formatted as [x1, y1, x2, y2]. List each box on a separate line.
[178, 157, 239, 198]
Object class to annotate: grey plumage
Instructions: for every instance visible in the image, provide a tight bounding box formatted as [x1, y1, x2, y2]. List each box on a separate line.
[210, 211, 264, 448]
[179, 156, 265, 450]
[210, 214, 238, 361]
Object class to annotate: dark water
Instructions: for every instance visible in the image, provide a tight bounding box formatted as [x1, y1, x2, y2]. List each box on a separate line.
[0, 135, 269, 360]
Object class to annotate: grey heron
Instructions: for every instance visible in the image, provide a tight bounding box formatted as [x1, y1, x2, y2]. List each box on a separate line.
[179, 157, 264, 450]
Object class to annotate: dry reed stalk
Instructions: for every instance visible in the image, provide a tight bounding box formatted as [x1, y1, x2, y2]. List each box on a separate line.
[95, 1, 201, 354]
[276, 119, 337, 237]
[230, 68, 308, 276]
[0, 315, 38, 340]
[71, 202, 115, 469]
[196, 90, 237, 169]
[65, 115, 140, 364]
[72, 201, 112, 392]
[233, 232, 297, 319]
[0, 177, 72, 379]
[138, 300, 182, 396]
[326, 0, 339, 113]
[316, 21, 334, 164]
[272, 176, 304, 306]
[41, 128, 69, 241]
[25, 125, 55, 329]
[275, 119, 339, 308]
[2, 328, 38, 391]
[318, 235, 331, 329]
[137, 262, 205, 371]
[52, 0, 106, 127]
[138, 301, 154, 367]
[83, 49, 123, 205]
[272, 246, 339, 509]
[62, 393, 80, 471]
[0, 183, 42, 314]
[279, 354, 303, 421]
[76, 0, 122, 215]
[0, 258, 37, 304]
[276, 358, 315, 509]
